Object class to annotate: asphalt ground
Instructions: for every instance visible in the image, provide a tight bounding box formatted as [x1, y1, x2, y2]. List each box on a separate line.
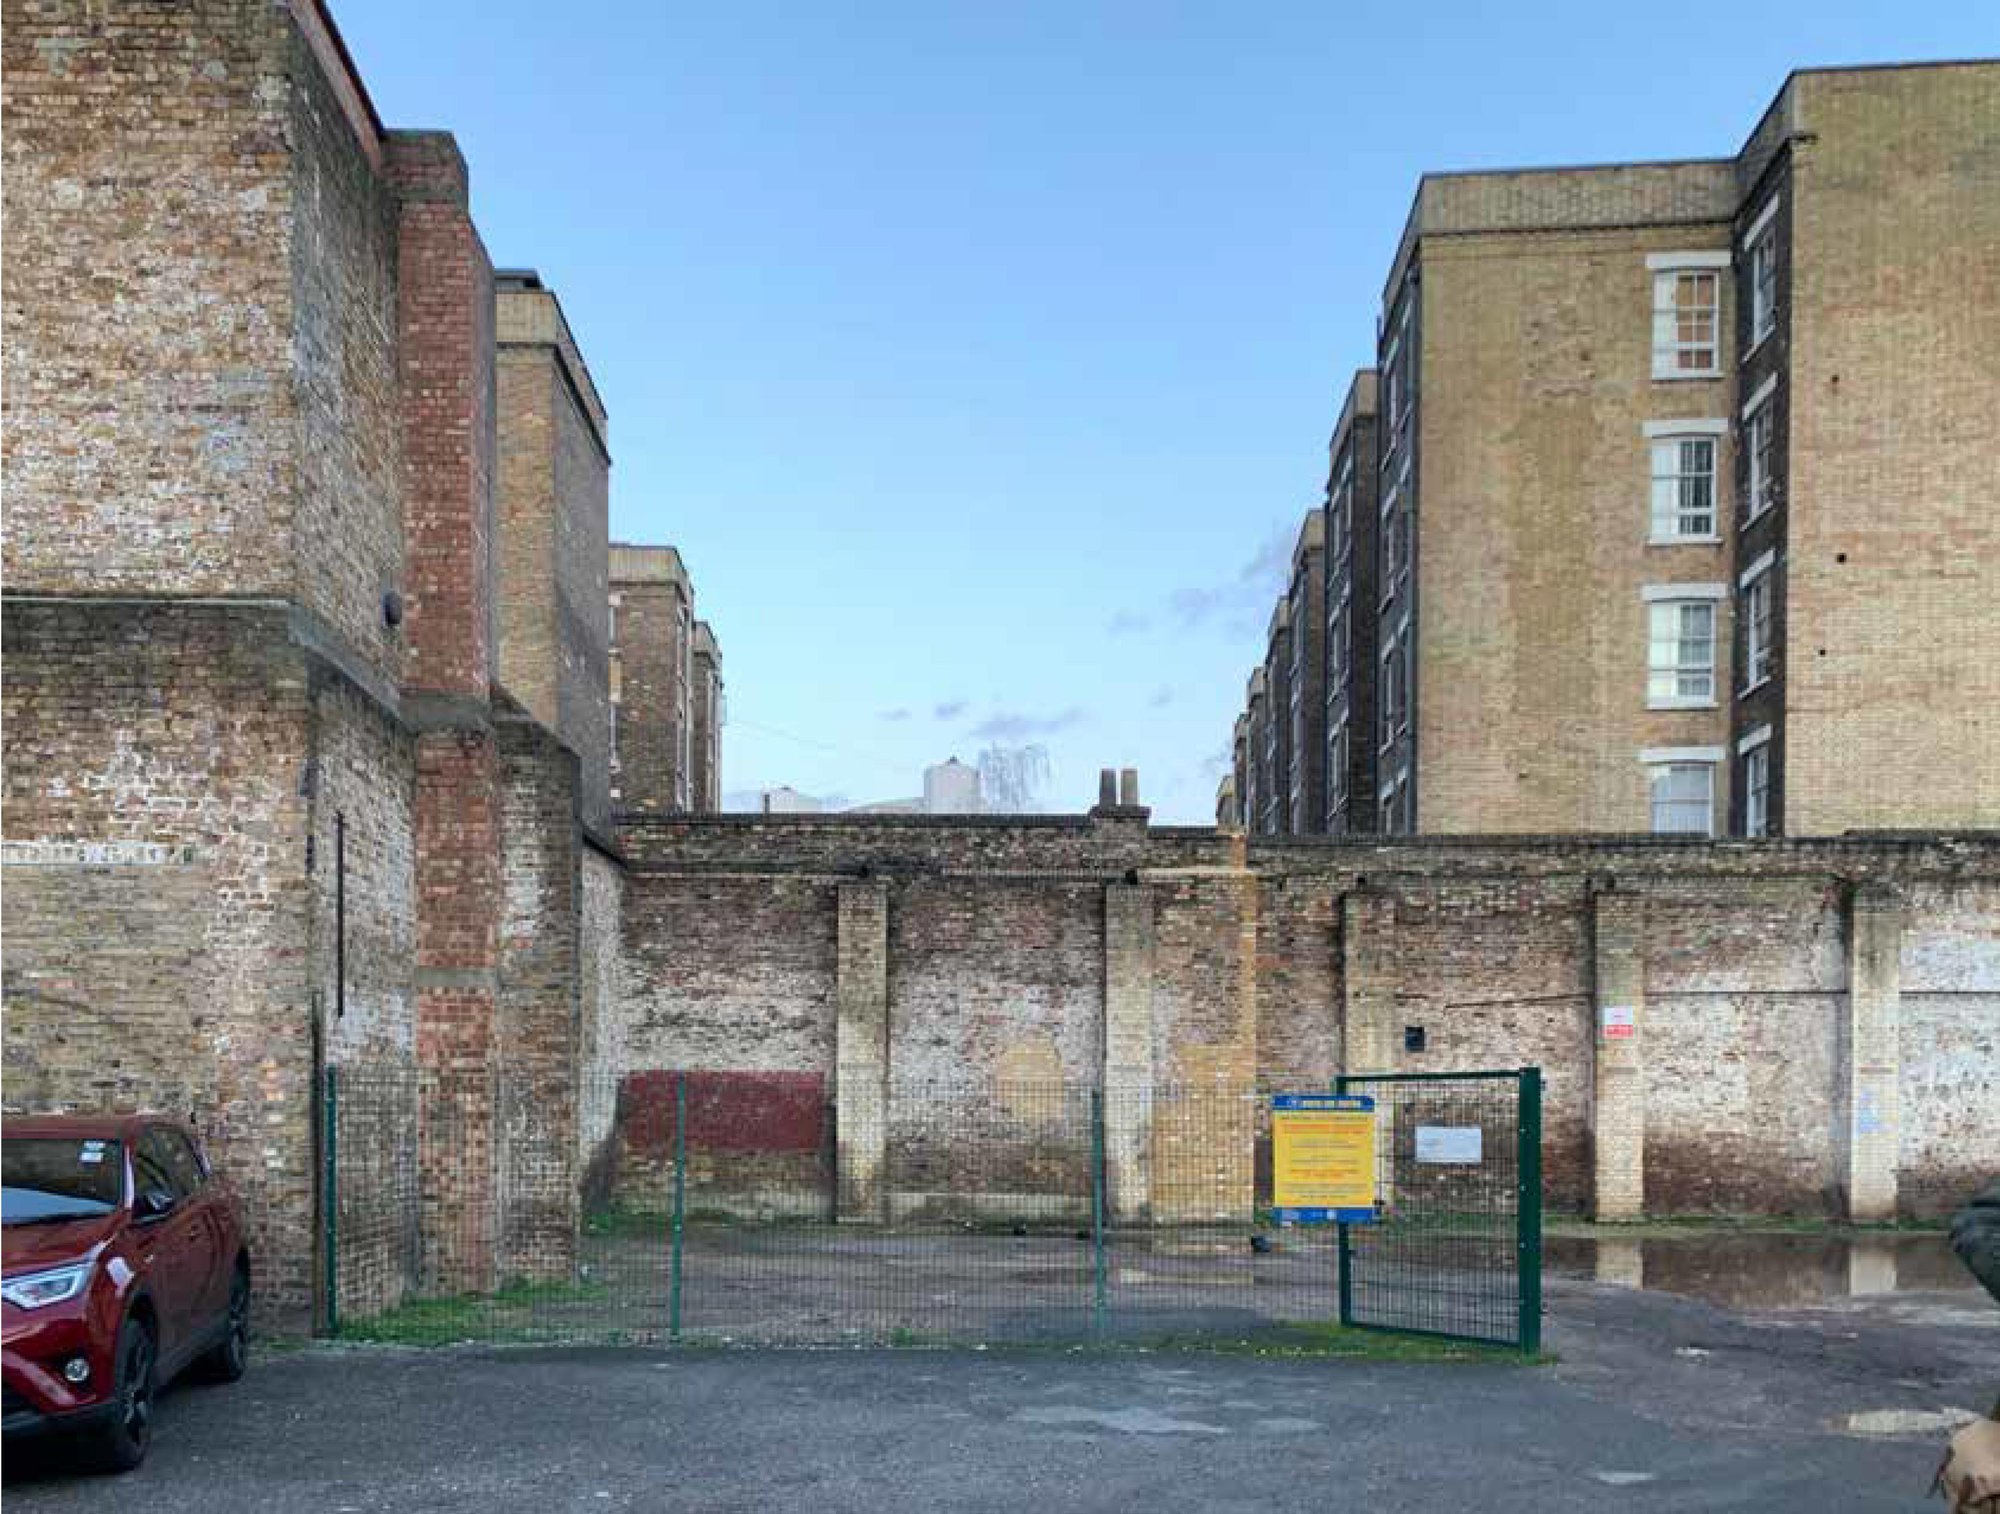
[5, 1276, 1993, 1512]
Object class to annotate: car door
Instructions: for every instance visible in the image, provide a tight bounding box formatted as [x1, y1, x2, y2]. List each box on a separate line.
[132, 1127, 216, 1361]
[160, 1127, 229, 1324]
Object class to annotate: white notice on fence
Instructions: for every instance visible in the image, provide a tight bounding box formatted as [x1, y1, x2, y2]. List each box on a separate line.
[1415, 1126, 1483, 1165]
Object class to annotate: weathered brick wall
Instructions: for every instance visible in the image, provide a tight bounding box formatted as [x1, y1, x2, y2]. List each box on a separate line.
[616, 818, 1997, 1222]
[386, 130, 496, 699]
[609, 1071, 829, 1218]
[495, 281, 613, 833]
[1, 0, 296, 601]
[551, 352, 612, 834]
[1897, 879, 2000, 1217]
[577, 846, 627, 1178]
[1639, 878, 1844, 1213]
[287, 19, 404, 688]
[620, 812, 1147, 873]
[495, 352, 558, 721]
[310, 673, 419, 1064]
[1782, 64, 2000, 831]
[620, 873, 840, 1072]
[495, 718, 583, 1279]
[2, 604, 318, 1321]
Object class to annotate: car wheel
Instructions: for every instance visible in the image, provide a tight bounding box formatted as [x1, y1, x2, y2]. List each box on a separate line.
[91, 1314, 155, 1473]
[195, 1264, 250, 1384]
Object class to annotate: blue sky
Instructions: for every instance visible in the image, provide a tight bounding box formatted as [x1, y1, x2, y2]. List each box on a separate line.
[335, 2, 1996, 821]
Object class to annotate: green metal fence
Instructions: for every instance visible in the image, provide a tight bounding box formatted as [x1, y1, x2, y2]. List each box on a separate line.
[1336, 1068, 1542, 1352]
[318, 1063, 1539, 1352]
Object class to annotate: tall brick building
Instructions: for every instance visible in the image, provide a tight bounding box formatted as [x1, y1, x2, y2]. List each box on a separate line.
[1, 0, 626, 1324]
[691, 620, 724, 813]
[494, 270, 614, 833]
[1323, 371, 1382, 835]
[1225, 60, 1999, 837]
[1282, 514, 1327, 834]
[608, 544, 697, 814]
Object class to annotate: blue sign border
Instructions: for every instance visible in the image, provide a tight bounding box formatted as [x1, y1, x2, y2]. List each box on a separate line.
[1270, 1093, 1380, 1225]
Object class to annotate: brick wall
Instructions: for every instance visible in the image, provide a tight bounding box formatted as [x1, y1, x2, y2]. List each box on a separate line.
[495, 279, 613, 833]
[1781, 64, 2000, 831]
[287, 18, 404, 688]
[495, 717, 583, 1279]
[615, 814, 1999, 1221]
[0, 602, 416, 1325]
[2, 0, 297, 603]
[386, 131, 496, 700]
[608, 548, 691, 814]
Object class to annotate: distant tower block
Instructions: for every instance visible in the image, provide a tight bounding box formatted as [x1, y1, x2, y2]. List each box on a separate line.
[923, 757, 983, 815]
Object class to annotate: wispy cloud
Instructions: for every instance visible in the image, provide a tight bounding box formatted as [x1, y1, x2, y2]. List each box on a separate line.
[879, 708, 911, 722]
[969, 707, 1085, 740]
[933, 700, 966, 720]
[1169, 522, 1294, 631]
[1109, 520, 1301, 641]
[1148, 686, 1174, 709]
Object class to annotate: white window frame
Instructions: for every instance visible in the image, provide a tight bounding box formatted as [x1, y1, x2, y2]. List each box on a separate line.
[1642, 419, 1726, 543]
[1379, 632, 1400, 753]
[1743, 195, 1781, 352]
[1737, 724, 1773, 838]
[1647, 251, 1728, 381]
[1739, 550, 1775, 694]
[1379, 486, 1402, 606]
[1640, 747, 1722, 837]
[1329, 718, 1348, 813]
[1642, 584, 1725, 709]
[1741, 375, 1777, 522]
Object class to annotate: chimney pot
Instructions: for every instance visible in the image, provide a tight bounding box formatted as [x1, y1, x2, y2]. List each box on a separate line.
[1098, 769, 1117, 808]
[1119, 768, 1139, 807]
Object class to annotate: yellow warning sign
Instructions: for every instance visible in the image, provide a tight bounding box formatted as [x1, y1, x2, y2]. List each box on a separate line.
[1271, 1094, 1378, 1222]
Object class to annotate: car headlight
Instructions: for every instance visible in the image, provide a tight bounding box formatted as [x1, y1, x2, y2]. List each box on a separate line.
[1, 1263, 92, 1310]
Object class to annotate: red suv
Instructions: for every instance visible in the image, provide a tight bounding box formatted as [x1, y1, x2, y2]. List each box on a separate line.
[2, 1115, 250, 1471]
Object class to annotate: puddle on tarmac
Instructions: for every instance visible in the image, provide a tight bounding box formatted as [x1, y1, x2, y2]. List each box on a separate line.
[1546, 1230, 1985, 1309]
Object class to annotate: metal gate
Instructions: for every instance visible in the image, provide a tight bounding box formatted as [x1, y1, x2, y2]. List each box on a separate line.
[317, 1064, 1539, 1353]
[1334, 1068, 1542, 1353]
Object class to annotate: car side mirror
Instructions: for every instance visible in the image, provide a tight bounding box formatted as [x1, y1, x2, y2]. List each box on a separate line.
[136, 1187, 177, 1222]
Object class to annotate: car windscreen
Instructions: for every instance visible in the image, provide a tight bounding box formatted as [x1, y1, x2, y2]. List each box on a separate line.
[2, 1138, 123, 1223]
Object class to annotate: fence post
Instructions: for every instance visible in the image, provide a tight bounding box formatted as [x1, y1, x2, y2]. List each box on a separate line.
[1334, 1074, 1353, 1331]
[670, 1071, 687, 1342]
[1516, 1066, 1543, 1356]
[321, 1064, 339, 1338]
[1091, 1087, 1107, 1339]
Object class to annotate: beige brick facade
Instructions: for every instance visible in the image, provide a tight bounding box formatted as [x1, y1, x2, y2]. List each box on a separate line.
[494, 272, 614, 832]
[1415, 207, 1738, 832]
[608, 544, 694, 814]
[1777, 65, 2000, 832]
[1225, 61, 1998, 838]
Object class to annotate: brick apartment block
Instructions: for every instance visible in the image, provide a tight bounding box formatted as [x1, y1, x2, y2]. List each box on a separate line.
[1324, 370, 1382, 835]
[1226, 61, 2000, 837]
[691, 620, 724, 813]
[608, 544, 696, 814]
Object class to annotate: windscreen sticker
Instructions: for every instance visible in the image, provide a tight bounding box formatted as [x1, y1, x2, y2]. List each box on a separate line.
[80, 1141, 108, 1164]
